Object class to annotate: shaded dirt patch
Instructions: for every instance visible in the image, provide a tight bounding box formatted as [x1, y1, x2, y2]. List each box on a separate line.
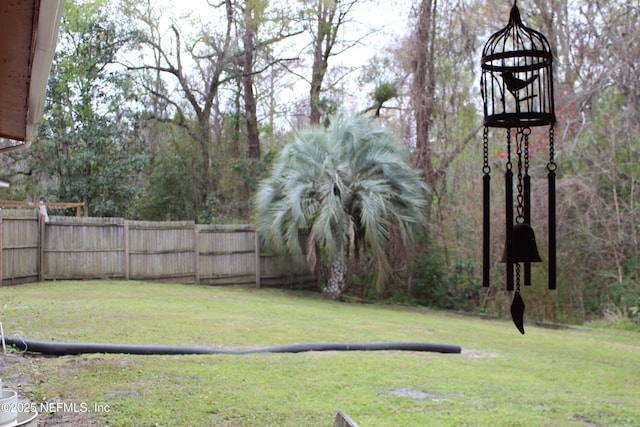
[461, 349, 499, 359]
[384, 388, 450, 402]
[1, 353, 95, 427]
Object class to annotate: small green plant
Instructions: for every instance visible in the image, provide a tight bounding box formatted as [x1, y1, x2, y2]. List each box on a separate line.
[2, 343, 23, 354]
[631, 295, 640, 325]
[412, 243, 481, 312]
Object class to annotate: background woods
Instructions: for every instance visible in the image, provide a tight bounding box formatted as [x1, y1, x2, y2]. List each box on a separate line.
[2, 0, 639, 324]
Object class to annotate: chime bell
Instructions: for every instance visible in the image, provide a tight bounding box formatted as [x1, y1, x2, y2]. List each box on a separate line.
[502, 223, 542, 263]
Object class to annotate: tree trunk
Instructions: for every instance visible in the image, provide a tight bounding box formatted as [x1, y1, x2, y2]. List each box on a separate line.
[309, 58, 325, 125]
[196, 116, 215, 198]
[411, 0, 437, 188]
[240, 3, 261, 159]
[323, 257, 344, 300]
[309, 0, 338, 125]
[309, 20, 328, 125]
[242, 66, 261, 160]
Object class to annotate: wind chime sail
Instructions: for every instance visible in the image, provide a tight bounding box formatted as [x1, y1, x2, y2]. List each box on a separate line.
[480, 0, 556, 334]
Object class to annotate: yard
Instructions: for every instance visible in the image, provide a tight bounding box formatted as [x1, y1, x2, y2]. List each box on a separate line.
[1, 281, 638, 426]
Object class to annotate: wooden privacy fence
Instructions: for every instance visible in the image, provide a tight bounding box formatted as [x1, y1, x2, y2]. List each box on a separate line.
[0, 209, 317, 288]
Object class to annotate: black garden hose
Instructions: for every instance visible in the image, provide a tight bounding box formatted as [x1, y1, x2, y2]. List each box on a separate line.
[4, 336, 461, 356]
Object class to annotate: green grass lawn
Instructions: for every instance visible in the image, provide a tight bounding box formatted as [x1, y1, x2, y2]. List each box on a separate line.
[1, 280, 639, 426]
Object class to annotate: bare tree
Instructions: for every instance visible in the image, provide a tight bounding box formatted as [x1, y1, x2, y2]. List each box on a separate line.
[236, 0, 262, 159]
[409, 0, 437, 181]
[124, 0, 237, 206]
[300, 0, 358, 125]
[232, 0, 304, 159]
[406, 0, 482, 221]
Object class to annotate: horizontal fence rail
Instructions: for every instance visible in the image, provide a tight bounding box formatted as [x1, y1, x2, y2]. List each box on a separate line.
[0, 209, 317, 289]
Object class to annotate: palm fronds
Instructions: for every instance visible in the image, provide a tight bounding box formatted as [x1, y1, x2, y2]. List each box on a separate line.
[254, 114, 430, 297]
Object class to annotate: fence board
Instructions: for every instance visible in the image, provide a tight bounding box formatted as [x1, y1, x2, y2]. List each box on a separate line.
[197, 224, 256, 285]
[1, 209, 39, 285]
[127, 220, 196, 283]
[127, 220, 194, 252]
[43, 216, 125, 279]
[259, 231, 316, 288]
[260, 253, 315, 288]
[0, 211, 317, 288]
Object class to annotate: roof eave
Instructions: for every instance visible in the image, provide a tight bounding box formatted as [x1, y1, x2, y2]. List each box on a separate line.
[25, 0, 66, 143]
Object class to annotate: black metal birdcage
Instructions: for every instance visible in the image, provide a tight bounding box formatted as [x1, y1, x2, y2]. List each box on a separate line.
[480, 1, 557, 334]
[481, 2, 555, 128]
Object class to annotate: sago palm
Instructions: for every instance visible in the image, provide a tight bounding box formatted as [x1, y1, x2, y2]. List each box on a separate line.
[254, 114, 429, 299]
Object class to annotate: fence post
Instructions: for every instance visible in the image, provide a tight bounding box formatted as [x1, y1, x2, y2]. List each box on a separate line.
[254, 230, 261, 288]
[38, 212, 45, 282]
[123, 220, 129, 280]
[194, 225, 200, 284]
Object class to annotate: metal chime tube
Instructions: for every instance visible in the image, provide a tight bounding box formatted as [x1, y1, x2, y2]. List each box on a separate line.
[523, 130, 532, 286]
[483, 173, 491, 287]
[548, 127, 557, 290]
[505, 169, 514, 291]
[548, 170, 556, 289]
[523, 173, 531, 285]
[483, 128, 491, 287]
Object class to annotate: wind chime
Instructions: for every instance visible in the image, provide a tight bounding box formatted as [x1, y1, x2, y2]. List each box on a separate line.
[480, 0, 556, 334]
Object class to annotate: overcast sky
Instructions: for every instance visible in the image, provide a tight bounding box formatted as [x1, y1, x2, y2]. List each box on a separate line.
[147, 0, 415, 120]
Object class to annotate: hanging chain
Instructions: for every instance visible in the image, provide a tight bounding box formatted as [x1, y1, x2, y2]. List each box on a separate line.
[547, 125, 557, 172]
[515, 263, 521, 293]
[515, 128, 526, 223]
[524, 128, 530, 174]
[506, 128, 512, 171]
[483, 127, 491, 175]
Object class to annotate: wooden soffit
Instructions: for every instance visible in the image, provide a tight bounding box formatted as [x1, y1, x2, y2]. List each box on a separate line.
[0, 0, 65, 144]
